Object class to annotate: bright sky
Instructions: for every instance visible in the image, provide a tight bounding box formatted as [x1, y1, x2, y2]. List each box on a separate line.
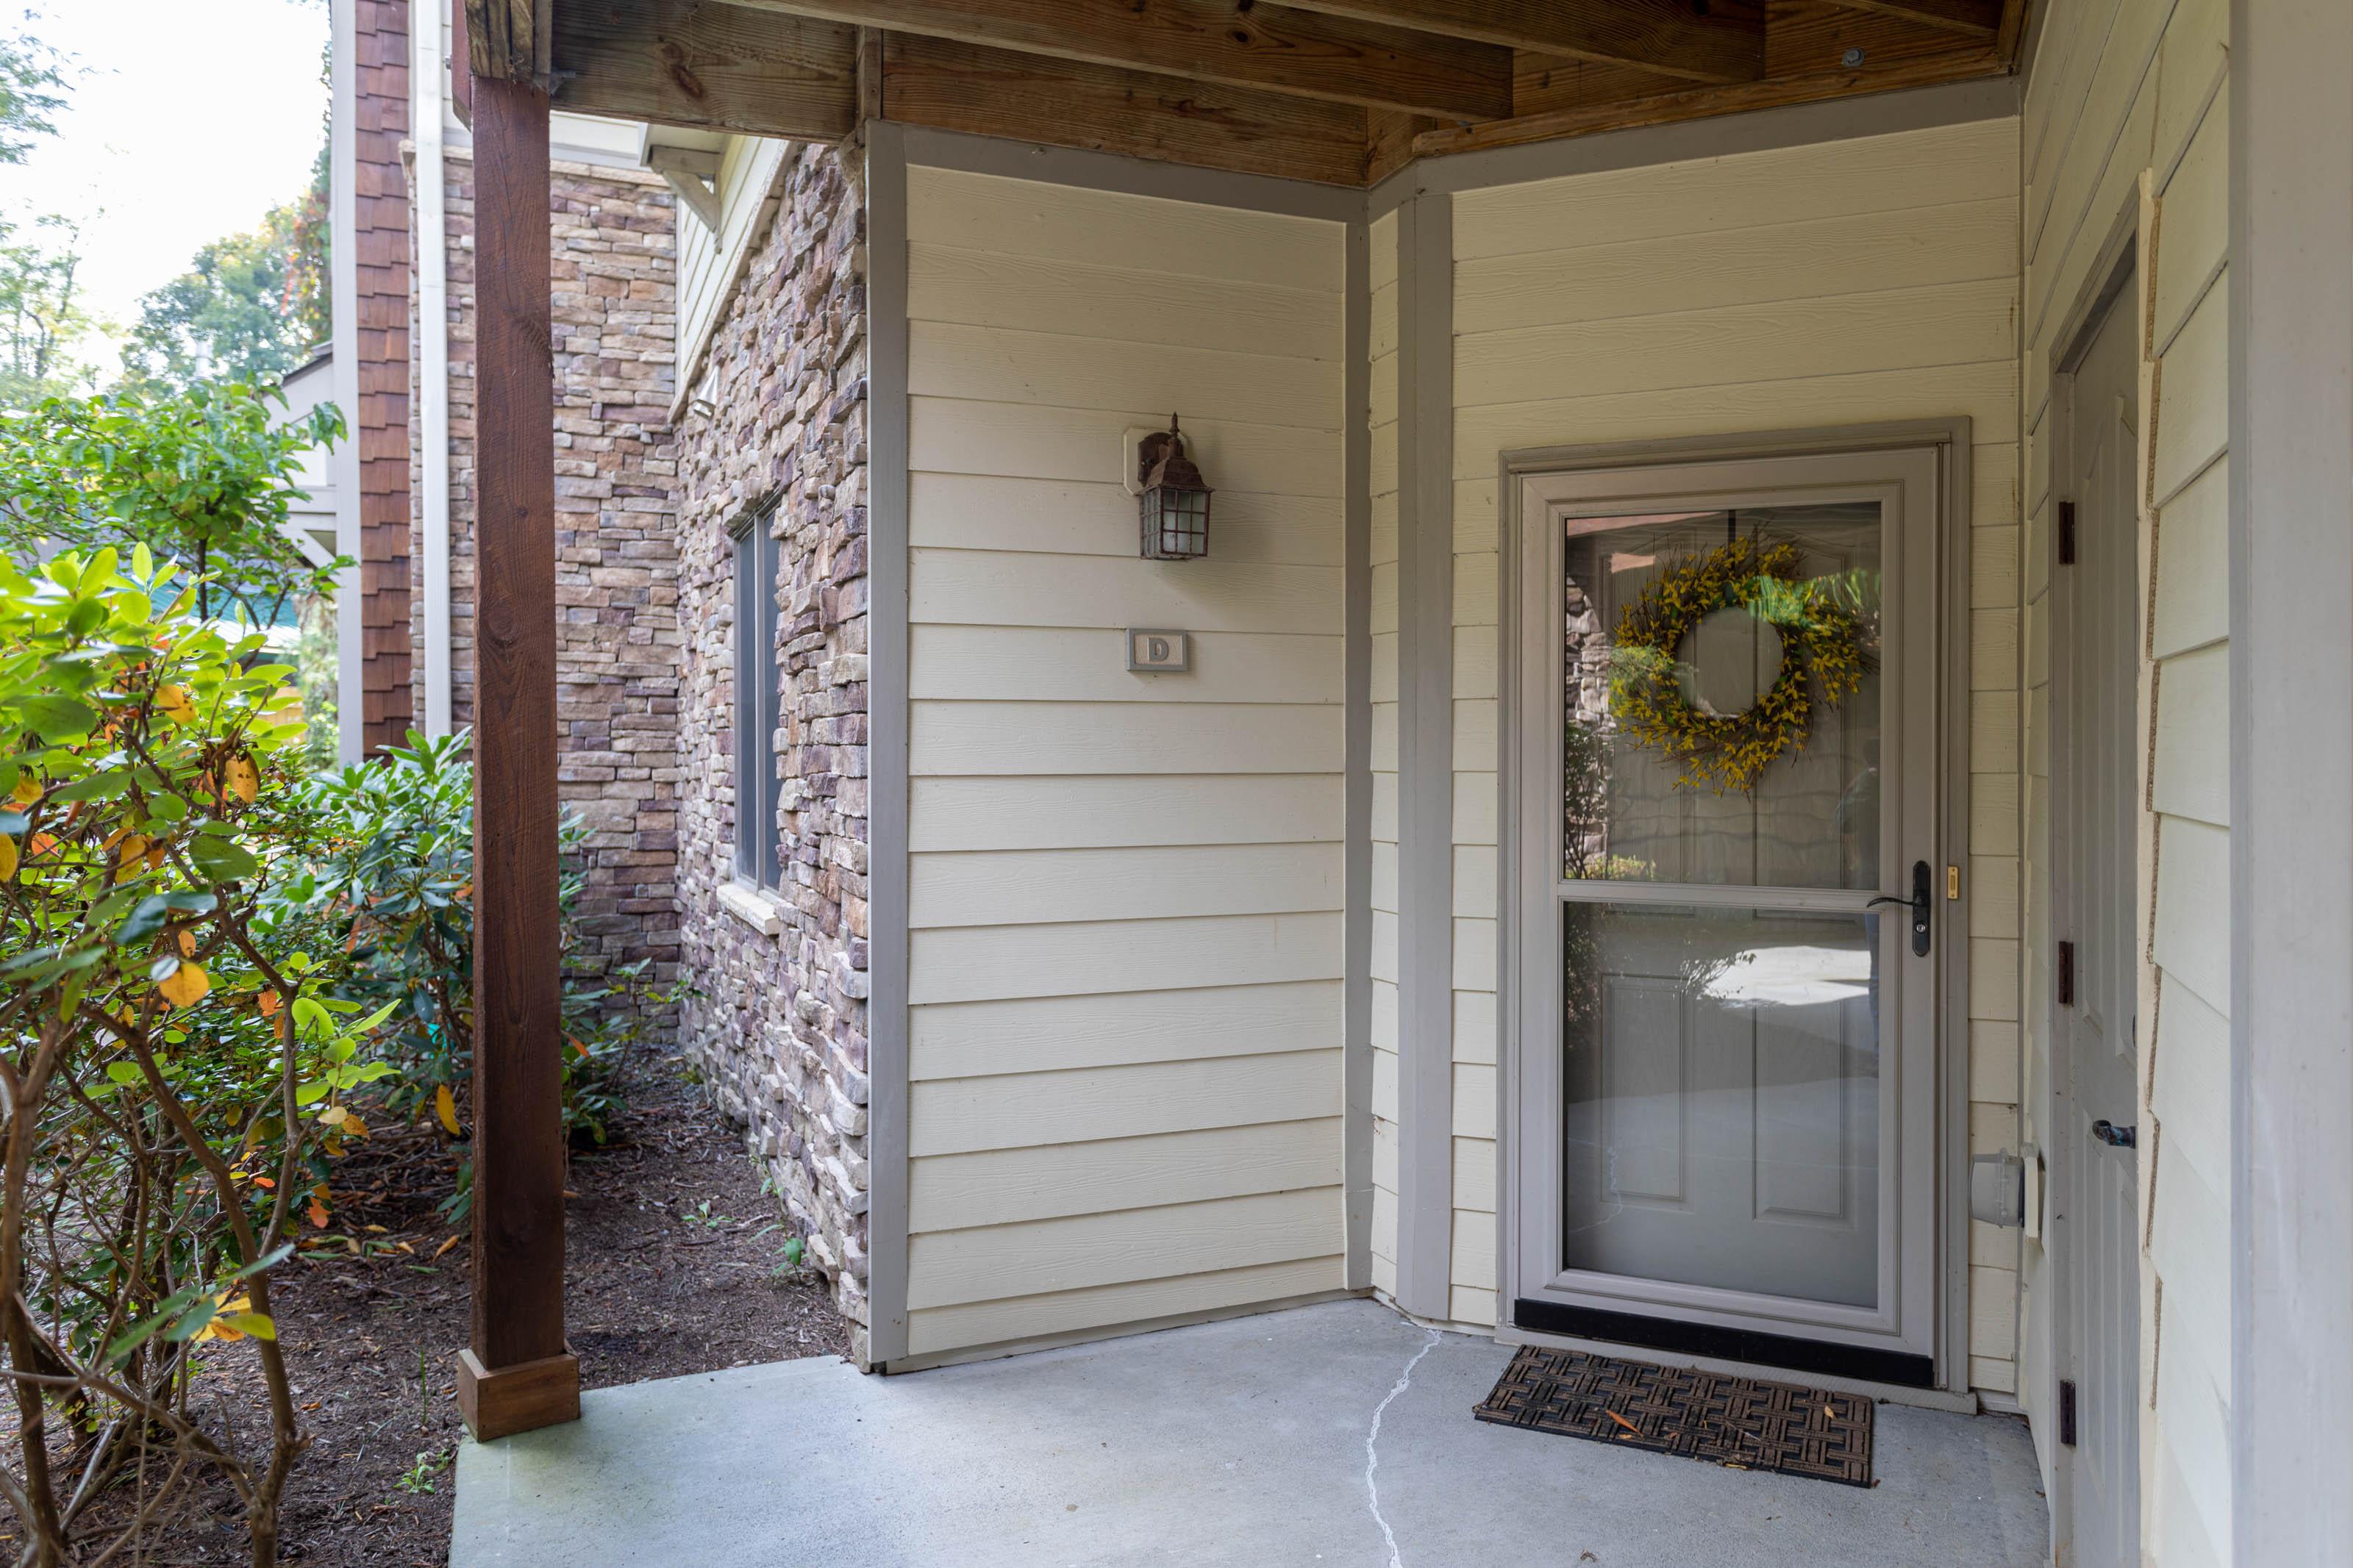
[0, 0, 331, 376]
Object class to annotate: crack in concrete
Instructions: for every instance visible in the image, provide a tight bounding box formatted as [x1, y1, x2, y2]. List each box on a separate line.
[1363, 1327, 1441, 1568]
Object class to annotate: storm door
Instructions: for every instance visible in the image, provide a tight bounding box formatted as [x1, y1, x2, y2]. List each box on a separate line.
[1504, 443, 1949, 1386]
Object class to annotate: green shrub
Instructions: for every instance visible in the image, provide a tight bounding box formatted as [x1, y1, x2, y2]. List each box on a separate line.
[285, 729, 676, 1153]
[0, 545, 391, 1567]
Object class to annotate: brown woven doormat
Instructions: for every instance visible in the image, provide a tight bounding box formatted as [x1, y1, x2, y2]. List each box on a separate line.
[1473, 1345, 1876, 1487]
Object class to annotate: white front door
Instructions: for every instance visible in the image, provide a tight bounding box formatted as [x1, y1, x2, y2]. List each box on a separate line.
[1504, 440, 1952, 1386]
[2054, 287, 2142, 1567]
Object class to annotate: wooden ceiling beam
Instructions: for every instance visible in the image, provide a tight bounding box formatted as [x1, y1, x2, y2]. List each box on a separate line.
[1818, 0, 2003, 37]
[1277, 0, 1767, 85]
[1994, 0, 2029, 57]
[1414, 38, 2003, 155]
[729, 0, 1513, 121]
[549, 0, 857, 140]
[882, 32, 1371, 186]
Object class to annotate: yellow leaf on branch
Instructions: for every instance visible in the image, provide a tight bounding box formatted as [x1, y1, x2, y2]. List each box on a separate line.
[193, 1294, 274, 1343]
[155, 683, 195, 722]
[226, 756, 260, 803]
[157, 961, 210, 1009]
[176, 928, 196, 958]
[435, 1084, 461, 1136]
[9, 774, 38, 806]
[0, 836, 15, 881]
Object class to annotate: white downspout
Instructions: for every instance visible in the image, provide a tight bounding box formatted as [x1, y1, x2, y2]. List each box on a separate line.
[328, 0, 363, 765]
[413, 0, 453, 737]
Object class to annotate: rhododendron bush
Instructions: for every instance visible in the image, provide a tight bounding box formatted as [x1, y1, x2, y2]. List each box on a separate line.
[0, 545, 388, 1567]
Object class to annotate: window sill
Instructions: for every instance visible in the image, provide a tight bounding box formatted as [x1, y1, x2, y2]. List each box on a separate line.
[717, 878, 785, 938]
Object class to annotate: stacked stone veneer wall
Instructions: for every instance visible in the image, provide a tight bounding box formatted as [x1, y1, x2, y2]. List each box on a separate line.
[408, 150, 684, 987]
[670, 144, 874, 1358]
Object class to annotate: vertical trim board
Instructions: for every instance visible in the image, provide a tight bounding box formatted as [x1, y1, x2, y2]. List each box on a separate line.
[865, 118, 913, 1368]
[1343, 214, 1374, 1291]
[1393, 193, 1457, 1322]
[2230, 1, 2353, 1559]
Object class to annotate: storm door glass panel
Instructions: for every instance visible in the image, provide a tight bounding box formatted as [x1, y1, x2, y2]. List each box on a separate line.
[1557, 502, 1888, 1312]
[1560, 904, 1882, 1307]
[1563, 506, 1882, 889]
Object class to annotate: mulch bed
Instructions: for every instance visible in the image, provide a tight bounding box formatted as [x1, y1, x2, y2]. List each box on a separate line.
[132, 1054, 852, 1565]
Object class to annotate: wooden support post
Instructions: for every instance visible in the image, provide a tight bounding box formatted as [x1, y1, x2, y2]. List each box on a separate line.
[455, 71, 577, 1445]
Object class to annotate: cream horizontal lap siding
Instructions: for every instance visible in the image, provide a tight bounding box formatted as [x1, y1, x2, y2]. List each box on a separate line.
[1445, 120, 2025, 1360]
[675, 135, 788, 412]
[2020, 0, 2232, 1558]
[900, 165, 1349, 1359]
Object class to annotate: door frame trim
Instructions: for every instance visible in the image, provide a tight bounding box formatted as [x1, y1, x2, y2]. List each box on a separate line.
[1491, 418, 1975, 1394]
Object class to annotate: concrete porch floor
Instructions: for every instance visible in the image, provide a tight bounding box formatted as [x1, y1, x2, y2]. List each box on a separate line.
[451, 1299, 2049, 1567]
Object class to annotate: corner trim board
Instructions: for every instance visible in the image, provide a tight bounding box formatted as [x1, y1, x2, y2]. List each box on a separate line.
[2231, 2, 2353, 1554]
[1343, 214, 1376, 1291]
[1391, 192, 1456, 1321]
[864, 117, 913, 1370]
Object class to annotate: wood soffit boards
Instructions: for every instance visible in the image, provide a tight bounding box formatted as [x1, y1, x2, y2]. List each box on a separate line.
[526, 0, 2026, 186]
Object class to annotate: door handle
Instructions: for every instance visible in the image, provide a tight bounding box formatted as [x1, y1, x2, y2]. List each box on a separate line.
[1867, 860, 1933, 957]
[2090, 1120, 2138, 1149]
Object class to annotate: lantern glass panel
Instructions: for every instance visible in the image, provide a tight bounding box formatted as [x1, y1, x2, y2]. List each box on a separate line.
[1141, 482, 1211, 560]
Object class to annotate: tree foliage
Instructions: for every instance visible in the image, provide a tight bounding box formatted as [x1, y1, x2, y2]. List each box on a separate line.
[0, 20, 87, 405]
[0, 210, 88, 404]
[119, 207, 321, 393]
[0, 22, 64, 167]
[0, 379, 346, 628]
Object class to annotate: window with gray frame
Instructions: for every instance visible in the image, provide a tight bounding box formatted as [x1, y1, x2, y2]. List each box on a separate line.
[732, 507, 783, 889]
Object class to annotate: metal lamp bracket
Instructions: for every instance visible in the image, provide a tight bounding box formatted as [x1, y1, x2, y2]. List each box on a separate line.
[1121, 423, 1215, 497]
[1120, 426, 1160, 496]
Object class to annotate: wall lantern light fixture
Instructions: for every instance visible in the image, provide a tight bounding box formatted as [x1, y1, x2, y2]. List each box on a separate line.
[1137, 414, 1213, 560]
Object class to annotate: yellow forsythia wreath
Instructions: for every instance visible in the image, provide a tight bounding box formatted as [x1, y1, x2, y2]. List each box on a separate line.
[1605, 536, 1872, 794]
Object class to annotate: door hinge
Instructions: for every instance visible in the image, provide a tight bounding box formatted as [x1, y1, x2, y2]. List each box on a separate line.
[2057, 940, 2075, 1006]
[2058, 500, 2078, 565]
[2059, 1379, 2078, 1446]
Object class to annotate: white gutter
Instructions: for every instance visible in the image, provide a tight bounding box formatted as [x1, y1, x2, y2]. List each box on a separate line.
[413, 0, 453, 737]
